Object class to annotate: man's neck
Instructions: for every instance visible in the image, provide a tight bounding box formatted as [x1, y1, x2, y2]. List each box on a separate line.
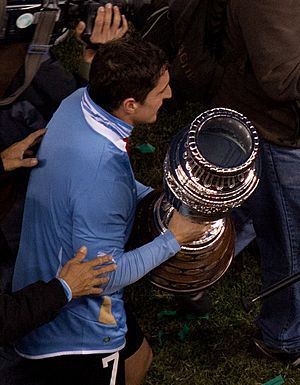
[112, 109, 134, 127]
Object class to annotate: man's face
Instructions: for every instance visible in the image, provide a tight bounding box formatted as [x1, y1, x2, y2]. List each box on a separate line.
[132, 69, 172, 125]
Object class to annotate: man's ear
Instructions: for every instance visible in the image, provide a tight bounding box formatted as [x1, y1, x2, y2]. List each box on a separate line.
[122, 98, 138, 114]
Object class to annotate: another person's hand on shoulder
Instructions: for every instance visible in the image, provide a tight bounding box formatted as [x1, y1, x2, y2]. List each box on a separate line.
[0, 128, 46, 172]
[59, 246, 117, 298]
[168, 210, 211, 245]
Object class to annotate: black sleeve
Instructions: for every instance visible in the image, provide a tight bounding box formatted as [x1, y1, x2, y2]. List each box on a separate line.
[0, 157, 4, 175]
[0, 279, 67, 346]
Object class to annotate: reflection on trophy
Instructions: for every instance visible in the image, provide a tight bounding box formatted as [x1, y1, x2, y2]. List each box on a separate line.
[133, 108, 259, 296]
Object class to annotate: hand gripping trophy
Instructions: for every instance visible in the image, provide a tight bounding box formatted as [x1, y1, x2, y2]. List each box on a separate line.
[132, 108, 259, 299]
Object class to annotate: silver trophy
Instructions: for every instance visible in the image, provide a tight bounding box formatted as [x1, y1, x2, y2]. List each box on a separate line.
[134, 108, 259, 294]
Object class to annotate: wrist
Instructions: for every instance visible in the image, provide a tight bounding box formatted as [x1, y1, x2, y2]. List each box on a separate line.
[57, 278, 73, 302]
[86, 42, 101, 51]
[77, 60, 91, 81]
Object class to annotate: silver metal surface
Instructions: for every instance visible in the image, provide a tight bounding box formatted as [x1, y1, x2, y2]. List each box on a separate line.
[146, 108, 259, 293]
[163, 108, 259, 222]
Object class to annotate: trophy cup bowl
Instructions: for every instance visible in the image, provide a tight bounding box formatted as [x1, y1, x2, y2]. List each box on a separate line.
[132, 108, 259, 294]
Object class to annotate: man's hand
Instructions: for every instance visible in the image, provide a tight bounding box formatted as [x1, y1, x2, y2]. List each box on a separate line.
[59, 246, 117, 298]
[168, 210, 211, 245]
[75, 3, 128, 64]
[0, 128, 46, 172]
[90, 3, 128, 45]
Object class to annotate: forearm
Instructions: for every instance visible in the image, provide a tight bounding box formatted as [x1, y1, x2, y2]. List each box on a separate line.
[0, 279, 67, 345]
[72, 178, 178, 295]
[136, 180, 153, 202]
[102, 230, 180, 295]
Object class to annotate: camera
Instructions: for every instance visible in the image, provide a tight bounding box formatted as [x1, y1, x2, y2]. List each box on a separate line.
[1, 0, 151, 44]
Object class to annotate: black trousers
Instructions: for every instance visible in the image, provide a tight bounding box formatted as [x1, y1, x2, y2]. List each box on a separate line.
[0, 310, 144, 385]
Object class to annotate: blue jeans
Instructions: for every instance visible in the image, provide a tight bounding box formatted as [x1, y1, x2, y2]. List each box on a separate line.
[232, 205, 256, 257]
[240, 139, 300, 352]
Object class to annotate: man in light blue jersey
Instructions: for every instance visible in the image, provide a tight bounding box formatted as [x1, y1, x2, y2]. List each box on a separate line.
[12, 37, 208, 385]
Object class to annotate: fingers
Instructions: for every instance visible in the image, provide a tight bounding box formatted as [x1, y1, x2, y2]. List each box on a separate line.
[112, 7, 128, 39]
[1, 128, 46, 172]
[89, 254, 113, 267]
[86, 276, 110, 296]
[60, 248, 116, 299]
[74, 21, 86, 42]
[93, 276, 109, 285]
[17, 158, 39, 169]
[84, 255, 117, 281]
[89, 6, 105, 42]
[90, 6, 106, 43]
[94, 262, 117, 275]
[1, 156, 38, 172]
[88, 255, 117, 275]
[68, 248, 117, 274]
[103, 3, 113, 30]
[71, 245, 88, 262]
[111, 6, 121, 32]
[120, 15, 128, 36]
[21, 128, 47, 150]
[71, 276, 110, 298]
[88, 287, 104, 296]
[72, 285, 104, 298]
[168, 210, 211, 245]
[90, 3, 128, 45]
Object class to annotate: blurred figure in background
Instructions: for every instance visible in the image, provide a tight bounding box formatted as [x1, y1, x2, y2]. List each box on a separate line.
[0, 4, 128, 270]
[213, 0, 300, 366]
[0, 3, 127, 383]
[0, 132, 116, 381]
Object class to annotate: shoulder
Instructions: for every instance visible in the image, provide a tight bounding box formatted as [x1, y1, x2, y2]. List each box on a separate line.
[60, 87, 85, 109]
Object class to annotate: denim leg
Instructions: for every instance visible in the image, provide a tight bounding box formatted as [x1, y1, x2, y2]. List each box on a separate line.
[232, 204, 256, 257]
[248, 140, 300, 352]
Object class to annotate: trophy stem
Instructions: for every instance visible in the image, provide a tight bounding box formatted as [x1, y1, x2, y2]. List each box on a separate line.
[135, 191, 235, 294]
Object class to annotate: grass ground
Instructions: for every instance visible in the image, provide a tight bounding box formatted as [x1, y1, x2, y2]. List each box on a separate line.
[128, 103, 300, 385]
[126, 257, 300, 385]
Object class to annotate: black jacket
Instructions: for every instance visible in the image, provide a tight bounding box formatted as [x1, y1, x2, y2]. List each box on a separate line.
[214, 0, 300, 147]
[0, 56, 78, 259]
[0, 135, 67, 347]
[0, 278, 67, 345]
[0, 56, 76, 345]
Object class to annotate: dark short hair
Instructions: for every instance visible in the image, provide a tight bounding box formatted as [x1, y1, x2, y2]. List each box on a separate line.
[88, 36, 169, 112]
